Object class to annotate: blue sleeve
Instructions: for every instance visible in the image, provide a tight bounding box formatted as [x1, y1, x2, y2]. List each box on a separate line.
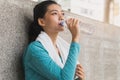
[26, 41, 80, 80]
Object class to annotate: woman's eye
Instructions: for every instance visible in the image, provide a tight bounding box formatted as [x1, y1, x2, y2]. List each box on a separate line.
[62, 13, 65, 16]
[52, 13, 58, 15]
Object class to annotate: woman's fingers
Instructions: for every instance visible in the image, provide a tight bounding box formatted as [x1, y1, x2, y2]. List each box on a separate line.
[75, 73, 84, 80]
[66, 18, 79, 28]
[75, 64, 85, 80]
[72, 18, 77, 26]
[76, 69, 84, 76]
[77, 65, 84, 73]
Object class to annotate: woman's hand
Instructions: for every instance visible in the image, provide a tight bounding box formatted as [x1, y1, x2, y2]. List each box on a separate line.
[75, 64, 85, 80]
[66, 18, 80, 43]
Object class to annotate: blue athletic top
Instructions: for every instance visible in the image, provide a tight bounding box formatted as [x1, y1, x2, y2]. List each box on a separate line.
[23, 41, 80, 80]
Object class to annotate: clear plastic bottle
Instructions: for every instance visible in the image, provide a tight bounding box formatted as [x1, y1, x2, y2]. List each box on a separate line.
[59, 20, 95, 35]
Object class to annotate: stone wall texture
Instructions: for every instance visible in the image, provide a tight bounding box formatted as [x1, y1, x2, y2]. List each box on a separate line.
[0, 0, 120, 80]
[0, 0, 36, 80]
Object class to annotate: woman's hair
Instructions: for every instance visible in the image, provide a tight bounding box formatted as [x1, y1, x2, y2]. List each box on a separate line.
[29, 0, 58, 43]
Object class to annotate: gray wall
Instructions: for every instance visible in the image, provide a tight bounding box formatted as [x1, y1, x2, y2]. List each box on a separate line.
[0, 0, 36, 80]
[0, 0, 120, 80]
[61, 12, 120, 80]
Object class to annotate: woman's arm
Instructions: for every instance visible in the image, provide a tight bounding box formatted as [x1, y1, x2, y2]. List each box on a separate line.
[24, 41, 80, 80]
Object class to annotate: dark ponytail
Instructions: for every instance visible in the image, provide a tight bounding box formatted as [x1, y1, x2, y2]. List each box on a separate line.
[29, 0, 58, 43]
[29, 21, 44, 43]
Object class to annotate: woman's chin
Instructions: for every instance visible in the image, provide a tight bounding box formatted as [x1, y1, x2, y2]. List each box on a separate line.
[60, 27, 65, 31]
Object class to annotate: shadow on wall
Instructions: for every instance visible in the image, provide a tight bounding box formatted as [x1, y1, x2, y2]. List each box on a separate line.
[16, 16, 32, 80]
[0, 0, 35, 80]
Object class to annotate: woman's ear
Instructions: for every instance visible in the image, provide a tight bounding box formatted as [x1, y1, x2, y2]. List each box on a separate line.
[38, 18, 45, 27]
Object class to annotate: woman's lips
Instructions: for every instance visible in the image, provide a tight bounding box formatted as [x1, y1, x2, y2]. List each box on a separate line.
[59, 20, 65, 27]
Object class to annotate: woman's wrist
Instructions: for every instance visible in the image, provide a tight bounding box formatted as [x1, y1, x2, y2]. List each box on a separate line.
[72, 36, 79, 43]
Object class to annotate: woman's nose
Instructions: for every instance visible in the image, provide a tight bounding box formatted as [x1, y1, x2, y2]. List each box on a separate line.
[59, 14, 64, 20]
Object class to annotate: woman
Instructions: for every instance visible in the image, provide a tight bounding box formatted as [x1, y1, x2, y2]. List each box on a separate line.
[23, 0, 85, 80]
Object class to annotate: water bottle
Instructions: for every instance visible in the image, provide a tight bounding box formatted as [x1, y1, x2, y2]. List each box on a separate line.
[59, 20, 95, 35]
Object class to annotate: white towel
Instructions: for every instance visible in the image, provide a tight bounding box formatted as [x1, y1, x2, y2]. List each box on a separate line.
[36, 31, 70, 68]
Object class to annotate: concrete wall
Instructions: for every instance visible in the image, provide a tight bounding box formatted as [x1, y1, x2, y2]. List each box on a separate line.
[0, 0, 120, 80]
[0, 0, 36, 80]
[60, 12, 120, 80]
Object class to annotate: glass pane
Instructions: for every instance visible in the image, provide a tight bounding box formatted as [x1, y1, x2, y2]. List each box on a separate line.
[31, 0, 120, 27]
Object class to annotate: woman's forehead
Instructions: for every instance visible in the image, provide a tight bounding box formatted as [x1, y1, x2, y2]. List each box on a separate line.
[47, 4, 63, 12]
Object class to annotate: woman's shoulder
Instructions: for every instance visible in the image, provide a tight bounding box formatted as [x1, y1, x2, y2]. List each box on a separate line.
[27, 41, 45, 52]
[29, 41, 42, 47]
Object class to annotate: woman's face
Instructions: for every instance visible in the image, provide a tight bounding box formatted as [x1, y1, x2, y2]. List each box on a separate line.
[40, 4, 65, 33]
